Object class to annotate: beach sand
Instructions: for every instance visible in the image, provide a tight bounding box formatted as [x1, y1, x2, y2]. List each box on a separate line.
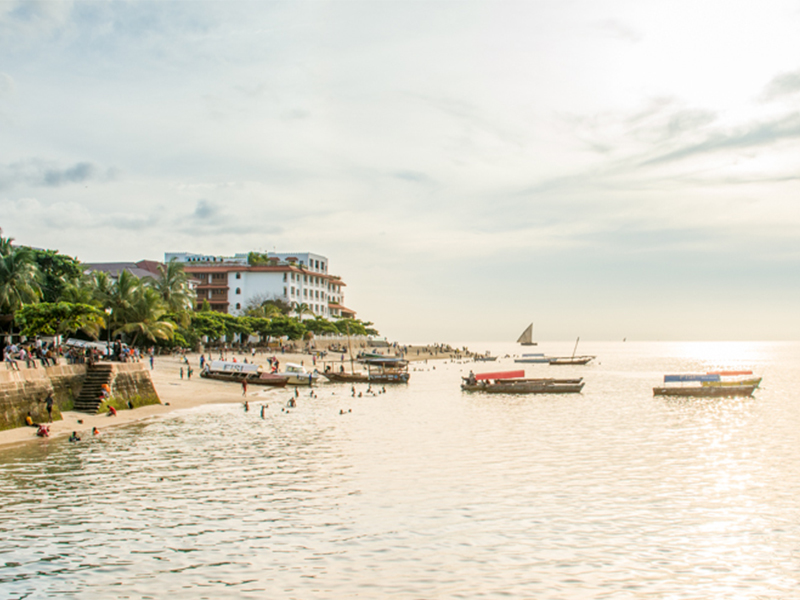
[0, 345, 467, 449]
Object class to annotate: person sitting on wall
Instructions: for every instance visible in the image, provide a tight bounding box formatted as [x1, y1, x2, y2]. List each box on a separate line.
[25, 412, 36, 427]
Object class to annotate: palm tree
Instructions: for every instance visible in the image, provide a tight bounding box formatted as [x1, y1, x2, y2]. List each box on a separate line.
[107, 269, 141, 324]
[150, 259, 194, 314]
[0, 244, 42, 316]
[86, 270, 115, 308]
[115, 287, 174, 346]
[292, 302, 315, 319]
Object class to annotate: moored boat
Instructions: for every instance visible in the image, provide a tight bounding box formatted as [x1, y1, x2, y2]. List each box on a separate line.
[515, 353, 550, 364]
[321, 357, 410, 384]
[547, 337, 595, 365]
[274, 362, 321, 386]
[654, 373, 760, 397]
[200, 361, 289, 387]
[548, 355, 595, 365]
[461, 369, 584, 394]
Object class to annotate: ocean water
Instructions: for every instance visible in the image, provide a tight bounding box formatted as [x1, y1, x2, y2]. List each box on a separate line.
[2, 341, 799, 599]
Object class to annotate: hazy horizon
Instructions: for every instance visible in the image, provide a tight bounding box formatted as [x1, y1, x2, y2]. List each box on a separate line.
[2, 1, 799, 342]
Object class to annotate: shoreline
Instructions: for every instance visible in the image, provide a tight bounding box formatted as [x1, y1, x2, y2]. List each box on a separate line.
[0, 345, 467, 450]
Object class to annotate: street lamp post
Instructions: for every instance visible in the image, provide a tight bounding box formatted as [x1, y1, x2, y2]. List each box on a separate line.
[104, 308, 112, 361]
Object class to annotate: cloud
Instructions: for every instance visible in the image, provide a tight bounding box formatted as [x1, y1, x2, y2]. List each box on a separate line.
[193, 199, 218, 220]
[595, 19, 642, 43]
[392, 170, 435, 184]
[762, 68, 800, 101]
[0, 159, 118, 190]
[641, 112, 800, 166]
[0, 72, 14, 96]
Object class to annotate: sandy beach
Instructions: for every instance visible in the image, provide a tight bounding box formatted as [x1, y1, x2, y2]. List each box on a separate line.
[0, 344, 467, 450]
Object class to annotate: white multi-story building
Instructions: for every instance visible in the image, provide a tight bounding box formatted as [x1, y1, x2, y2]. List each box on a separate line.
[164, 251, 354, 319]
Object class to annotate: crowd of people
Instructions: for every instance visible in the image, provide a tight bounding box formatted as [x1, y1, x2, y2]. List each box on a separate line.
[2, 338, 152, 370]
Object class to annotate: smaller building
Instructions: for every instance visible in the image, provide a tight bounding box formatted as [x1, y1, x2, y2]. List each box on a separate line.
[83, 260, 162, 280]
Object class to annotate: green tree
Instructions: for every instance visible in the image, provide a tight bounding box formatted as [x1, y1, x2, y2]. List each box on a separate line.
[15, 302, 106, 339]
[292, 302, 315, 319]
[267, 316, 306, 340]
[149, 259, 194, 315]
[115, 287, 174, 346]
[334, 318, 367, 336]
[305, 316, 339, 336]
[27, 248, 83, 303]
[190, 312, 227, 342]
[0, 241, 42, 317]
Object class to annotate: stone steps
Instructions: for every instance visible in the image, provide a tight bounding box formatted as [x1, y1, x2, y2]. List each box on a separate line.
[74, 364, 114, 413]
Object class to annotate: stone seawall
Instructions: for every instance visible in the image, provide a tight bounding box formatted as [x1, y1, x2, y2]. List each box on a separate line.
[0, 362, 161, 429]
[108, 363, 161, 410]
[0, 364, 87, 430]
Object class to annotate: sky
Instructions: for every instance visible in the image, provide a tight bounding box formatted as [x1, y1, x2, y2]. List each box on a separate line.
[1, 0, 799, 342]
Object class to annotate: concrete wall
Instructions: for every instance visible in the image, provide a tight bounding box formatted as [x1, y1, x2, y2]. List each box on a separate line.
[109, 363, 160, 408]
[0, 362, 161, 429]
[0, 364, 86, 430]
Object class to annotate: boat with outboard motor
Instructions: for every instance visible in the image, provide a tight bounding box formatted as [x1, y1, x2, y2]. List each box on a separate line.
[273, 362, 321, 386]
[461, 369, 584, 394]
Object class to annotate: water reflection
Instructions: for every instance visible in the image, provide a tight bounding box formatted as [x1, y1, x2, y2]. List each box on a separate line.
[2, 342, 799, 598]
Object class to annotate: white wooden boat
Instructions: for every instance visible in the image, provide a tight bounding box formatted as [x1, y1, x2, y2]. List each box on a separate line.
[274, 362, 321, 386]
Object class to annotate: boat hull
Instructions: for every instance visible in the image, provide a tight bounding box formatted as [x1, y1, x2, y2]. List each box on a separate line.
[548, 356, 595, 365]
[514, 358, 550, 363]
[653, 385, 757, 397]
[462, 381, 584, 394]
[200, 371, 289, 387]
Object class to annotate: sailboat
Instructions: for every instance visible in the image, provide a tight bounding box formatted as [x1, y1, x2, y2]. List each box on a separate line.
[548, 337, 595, 365]
[516, 323, 537, 346]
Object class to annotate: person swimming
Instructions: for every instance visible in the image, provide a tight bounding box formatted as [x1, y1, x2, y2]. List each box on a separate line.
[69, 431, 80, 442]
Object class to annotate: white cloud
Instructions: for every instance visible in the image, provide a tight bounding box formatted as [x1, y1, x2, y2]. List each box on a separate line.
[1, 0, 799, 340]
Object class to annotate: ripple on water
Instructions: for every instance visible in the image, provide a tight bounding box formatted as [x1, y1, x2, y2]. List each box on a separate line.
[2, 342, 800, 598]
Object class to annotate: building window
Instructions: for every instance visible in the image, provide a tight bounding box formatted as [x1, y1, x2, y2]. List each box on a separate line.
[304, 289, 307, 298]
[235, 273, 241, 279]
[283, 273, 287, 282]
[236, 303, 241, 310]
[235, 288, 241, 295]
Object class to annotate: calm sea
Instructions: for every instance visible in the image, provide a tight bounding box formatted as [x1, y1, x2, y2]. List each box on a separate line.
[2, 341, 799, 599]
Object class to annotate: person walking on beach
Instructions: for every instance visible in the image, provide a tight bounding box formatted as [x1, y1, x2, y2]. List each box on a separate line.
[180, 367, 184, 379]
[242, 380, 248, 396]
[187, 366, 193, 379]
[150, 355, 154, 370]
[43, 392, 54, 422]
